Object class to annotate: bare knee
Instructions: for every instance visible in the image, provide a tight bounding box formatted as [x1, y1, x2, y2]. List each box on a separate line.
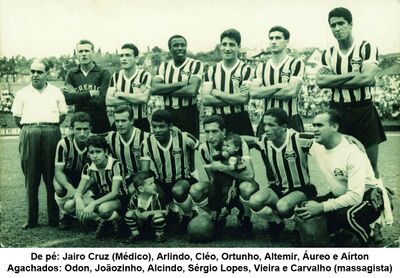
[276, 199, 293, 218]
[125, 210, 136, 219]
[189, 182, 209, 202]
[239, 181, 258, 200]
[64, 199, 75, 214]
[172, 180, 190, 202]
[98, 203, 113, 219]
[249, 194, 266, 211]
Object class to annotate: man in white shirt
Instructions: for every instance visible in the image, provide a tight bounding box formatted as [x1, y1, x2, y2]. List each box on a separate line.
[12, 59, 68, 229]
[295, 110, 382, 246]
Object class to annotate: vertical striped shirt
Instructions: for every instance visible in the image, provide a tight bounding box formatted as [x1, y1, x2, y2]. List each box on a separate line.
[105, 128, 149, 178]
[254, 56, 305, 116]
[156, 57, 203, 108]
[205, 60, 252, 114]
[81, 156, 127, 198]
[321, 40, 378, 104]
[128, 192, 166, 211]
[55, 135, 88, 178]
[141, 131, 199, 183]
[257, 129, 313, 193]
[109, 69, 152, 119]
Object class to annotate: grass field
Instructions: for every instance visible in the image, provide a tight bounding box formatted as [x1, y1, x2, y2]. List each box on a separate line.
[0, 135, 399, 248]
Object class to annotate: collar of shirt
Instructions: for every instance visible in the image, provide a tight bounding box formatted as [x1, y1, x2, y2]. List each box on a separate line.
[71, 62, 102, 73]
[88, 156, 114, 171]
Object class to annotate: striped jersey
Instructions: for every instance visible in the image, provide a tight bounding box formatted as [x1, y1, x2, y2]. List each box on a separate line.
[55, 135, 89, 180]
[205, 60, 252, 114]
[257, 129, 313, 193]
[105, 128, 149, 178]
[321, 40, 378, 104]
[141, 131, 199, 184]
[128, 192, 166, 211]
[254, 56, 304, 116]
[81, 156, 127, 198]
[109, 69, 152, 119]
[156, 57, 203, 108]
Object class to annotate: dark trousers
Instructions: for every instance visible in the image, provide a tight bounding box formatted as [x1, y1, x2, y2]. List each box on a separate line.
[19, 125, 61, 226]
[165, 105, 199, 138]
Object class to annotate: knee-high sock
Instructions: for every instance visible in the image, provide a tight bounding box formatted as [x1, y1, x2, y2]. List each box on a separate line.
[251, 206, 282, 223]
[152, 214, 166, 235]
[125, 214, 140, 236]
[239, 196, 252, 218]
[192, 197, 209, 214]
[54, 193, 68, 215]
[174, 195, 193, 217]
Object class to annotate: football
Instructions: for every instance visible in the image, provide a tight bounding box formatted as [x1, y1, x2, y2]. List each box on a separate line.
[187, 215, 215, 243]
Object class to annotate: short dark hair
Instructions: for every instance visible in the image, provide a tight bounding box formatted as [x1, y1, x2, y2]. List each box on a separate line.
[132, 171, 156, 189]
[121, 43, 139, 57]
[114, 104, 134, 120]
[220, 28, 241, 45]
[269, 26, 290, 40]
[264, 108, 290, 126]
[328, 7, 352, 24]
[87, 135, 108, 151]
[76, 39, 94, 50]
[324, 109, 342, 126]
[70, 112, 91, 128]
[224, 132, 242, 148]
[203, 115, 225, 130]
[168, 35, 187, 49]
[152, 109, 173, 125]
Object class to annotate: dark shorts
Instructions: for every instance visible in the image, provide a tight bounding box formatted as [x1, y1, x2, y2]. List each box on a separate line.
[269, 183, 317, 199]
[158, 177, 198, 203]
[218, 111, 254, 136]
[256, 113, 304, 137]
[165, 105, 199, 138]
[330, 101, 386, 148]
[313, 188, 380, 244]
[133, 118, 150, 133]
[65, 170, 82, 189]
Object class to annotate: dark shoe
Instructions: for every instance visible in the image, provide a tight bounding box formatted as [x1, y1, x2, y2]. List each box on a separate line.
[372, 224, 384, 244]
[177, 216, 191, 235]
[265, 221, 285, 241]
[22, 222, 37, 229]
[95, 221, 113, 239]
[59, 215, 74, 230]
[238, 216, 253, 238]
[126, 233, 140, 243]
[155, 233, 167, 243]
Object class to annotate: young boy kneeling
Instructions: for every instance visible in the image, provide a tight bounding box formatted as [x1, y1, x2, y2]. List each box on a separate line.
[74, 135, 128, 239]
[124, 171, 167, 243]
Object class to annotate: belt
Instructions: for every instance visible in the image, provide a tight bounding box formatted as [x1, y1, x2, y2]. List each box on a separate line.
[23, 122, 59, 126]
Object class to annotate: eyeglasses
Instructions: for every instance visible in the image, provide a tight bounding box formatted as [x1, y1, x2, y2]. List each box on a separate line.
[30, 70, 45, 74]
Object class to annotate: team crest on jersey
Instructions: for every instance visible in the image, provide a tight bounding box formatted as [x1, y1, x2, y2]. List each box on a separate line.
[131, 83, 142, 89]
[281, 70, 291, 83]
[284, 150, 297, 161]
[231, 74, 242, 83]
[333, 168, 345, 180]
[172, 148, 182, 157]
[350, 58, 362, 72]
[132, 146, 141, 156]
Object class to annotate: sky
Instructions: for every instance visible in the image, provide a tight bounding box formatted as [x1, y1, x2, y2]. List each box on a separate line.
[0, 0, 399, 58]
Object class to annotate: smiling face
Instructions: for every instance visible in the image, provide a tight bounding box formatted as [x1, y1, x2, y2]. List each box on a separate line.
[269, 31, 288, 54]
[169, 37, 187, 62]
[119, 48, 136, 70]
[329, 16, 352, 42]
[220, 37, 240, 62]
[30, 61, 47, 90]
[76, 43, 94, 65]
[114, 111, 133, 136]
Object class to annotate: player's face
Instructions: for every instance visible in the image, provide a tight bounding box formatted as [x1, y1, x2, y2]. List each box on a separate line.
[140, 177, 157, 195]
[152, 121, 170, 142]
[119, 48, 136, 70]
[76, 44, 94, 65]
[329, 17, 352, 41]
[312, 114, 334, 144]
[222, 139, 239, 156]
[204, 122, 225, 147]
[220, 37, 240, 61]
[88, 146, 107, 167]
[269, 31, 287, 54]
[114, 111, 133, 135]
[263, 115, 285, 141]
[170, 38, 187, 61]
[72, 121, 91, 144]
[30, 61, 47, 90]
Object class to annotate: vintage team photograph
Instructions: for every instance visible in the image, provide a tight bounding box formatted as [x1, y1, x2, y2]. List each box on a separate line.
[0, 0, 399, 248]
